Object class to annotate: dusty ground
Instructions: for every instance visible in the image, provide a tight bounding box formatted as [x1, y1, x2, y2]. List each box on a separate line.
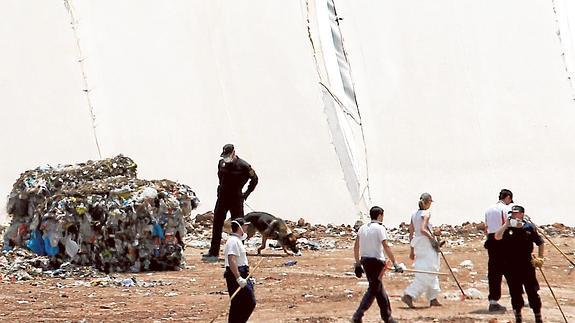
[0, 238, 573, 322]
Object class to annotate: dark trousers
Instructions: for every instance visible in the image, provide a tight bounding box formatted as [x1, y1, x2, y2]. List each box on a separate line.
[208, 195, 244, 256]
[353, 257, 393, 322]
[224, 266, 256, 323]
[485, 234, 507, 301]
[506, 264, 541, 313]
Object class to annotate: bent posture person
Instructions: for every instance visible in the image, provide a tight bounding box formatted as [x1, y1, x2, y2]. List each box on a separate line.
[224, 218, 256, 323]
[352, 206, 402, 323]
[402, 193, 442, 308]
[484, 189, 514, 312]
[495, 205, 544, 323]
[203, 144, 258, 262]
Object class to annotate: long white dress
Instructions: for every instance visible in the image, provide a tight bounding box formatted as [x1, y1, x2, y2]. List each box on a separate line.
[404, 209, 441, 301]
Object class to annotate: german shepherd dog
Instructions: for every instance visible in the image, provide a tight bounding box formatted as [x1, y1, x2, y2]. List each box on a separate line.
[244, 211, 300, 255]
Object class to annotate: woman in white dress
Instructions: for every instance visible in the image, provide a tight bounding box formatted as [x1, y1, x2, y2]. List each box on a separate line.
[401, 192, 442, 308]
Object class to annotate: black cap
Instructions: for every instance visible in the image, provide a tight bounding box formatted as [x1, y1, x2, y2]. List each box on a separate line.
[220, 144, 235, 157]
[508, 205, 525, 214]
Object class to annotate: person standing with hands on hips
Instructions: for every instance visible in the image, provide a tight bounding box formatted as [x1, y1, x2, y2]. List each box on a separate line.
[352, 206, 402, 323]
[223, 218, 256, 323]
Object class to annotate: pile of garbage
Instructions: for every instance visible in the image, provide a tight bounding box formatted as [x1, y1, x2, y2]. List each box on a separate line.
[539, 223, 575, 237]
[3, 155, 199, 272]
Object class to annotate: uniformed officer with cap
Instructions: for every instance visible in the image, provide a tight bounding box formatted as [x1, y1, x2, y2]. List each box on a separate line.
[495, 205, 545, 323]
[203, 144, 258, 262]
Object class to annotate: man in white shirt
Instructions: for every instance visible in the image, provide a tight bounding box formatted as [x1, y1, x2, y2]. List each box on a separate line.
[484, 189, 513, 312]
[352, 206, 402, 323]
[223, 218, 256, 323]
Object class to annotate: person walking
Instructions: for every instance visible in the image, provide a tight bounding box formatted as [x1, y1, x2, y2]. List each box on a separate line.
[495, 205, 545, 323]
[223, 218, 257, 323]
[352, 206, 402, 323]
[203, 144, 258, 262]
[484, 189, 514, 312]
[401, 193, 442, 308]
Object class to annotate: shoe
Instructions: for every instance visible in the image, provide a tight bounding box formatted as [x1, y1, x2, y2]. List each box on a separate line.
[401, 294, 415, 308]
[430, 299, 442, 307]
[488, 303, 507, 312]
[201, 254, 219, 263]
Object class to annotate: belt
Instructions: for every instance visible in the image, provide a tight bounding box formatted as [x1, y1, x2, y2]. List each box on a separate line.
[225, 265, 250, 272]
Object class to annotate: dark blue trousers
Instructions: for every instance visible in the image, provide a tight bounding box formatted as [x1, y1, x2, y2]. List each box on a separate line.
[352, 257, 393, 322]
[224, 266, 256, 323]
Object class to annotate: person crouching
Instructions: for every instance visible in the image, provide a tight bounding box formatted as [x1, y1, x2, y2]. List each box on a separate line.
[224, 218, 256, 323]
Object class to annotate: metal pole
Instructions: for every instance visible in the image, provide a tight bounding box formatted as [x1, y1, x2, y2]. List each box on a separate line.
[438, 248, 467, 300]
[538, 267, 568, 323]
[209, 257, 265, 323]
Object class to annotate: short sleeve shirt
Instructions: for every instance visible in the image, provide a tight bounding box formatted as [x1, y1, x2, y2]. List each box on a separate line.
[411, 210, 432, 237]
[224, 235, 249, 267]
[485, 202, 511, 234]
[358, 221, 388, 261]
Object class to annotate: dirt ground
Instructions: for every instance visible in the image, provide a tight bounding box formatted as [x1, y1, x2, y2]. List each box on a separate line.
[0, 238, 573, 322]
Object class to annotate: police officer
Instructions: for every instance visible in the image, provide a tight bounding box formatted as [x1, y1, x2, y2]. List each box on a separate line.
[223, 218, 256, 323]
[495, 205, 545, 323]
[352, 206, 402, 323]
[203, 144, 258, 262]
[484, 189, 513, 312]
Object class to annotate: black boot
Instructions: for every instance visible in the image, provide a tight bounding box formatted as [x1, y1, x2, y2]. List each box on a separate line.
[534, 311, 543, 323]
[514, 309, 522, 323]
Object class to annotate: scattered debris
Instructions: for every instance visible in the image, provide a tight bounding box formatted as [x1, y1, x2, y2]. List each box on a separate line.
[459, 260, 474, 269]
[283, 260, 298, 267]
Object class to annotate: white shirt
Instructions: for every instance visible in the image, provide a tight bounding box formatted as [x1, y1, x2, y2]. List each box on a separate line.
[358, 221, 388, 261]
[224, 234, 248, 267]
[411, 209, 432, 237]
[485, 201, 511, 234]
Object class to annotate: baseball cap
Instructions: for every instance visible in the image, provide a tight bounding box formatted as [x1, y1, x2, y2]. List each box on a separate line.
[220, 144, 235, 157]
[420, 192, 434, 202]
[508, 205, 525, 214]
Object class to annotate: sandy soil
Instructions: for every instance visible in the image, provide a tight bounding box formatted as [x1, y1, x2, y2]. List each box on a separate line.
[0, 238, 573, 322]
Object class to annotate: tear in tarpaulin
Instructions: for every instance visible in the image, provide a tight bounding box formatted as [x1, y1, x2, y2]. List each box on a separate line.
[551, 0, 575, 102]
[304, 0, 371, 219]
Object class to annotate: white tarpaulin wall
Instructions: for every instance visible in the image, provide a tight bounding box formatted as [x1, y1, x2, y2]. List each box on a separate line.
[329, 0, 575, 226]
[1, 0, 575, 226]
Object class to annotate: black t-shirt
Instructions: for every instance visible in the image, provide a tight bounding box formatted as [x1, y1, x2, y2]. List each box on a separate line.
[217, 156, 258, 197]
[501, 222, 544, 264]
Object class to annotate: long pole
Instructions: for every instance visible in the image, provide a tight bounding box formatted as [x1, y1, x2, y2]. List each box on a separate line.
[537, 228, 575, 269]
[438, 249, 467, 300]
[525, 216, 575, 270]
[538, 267, 568, 322]
[209, 257, 265, 323]
[403, 268, 449, 276]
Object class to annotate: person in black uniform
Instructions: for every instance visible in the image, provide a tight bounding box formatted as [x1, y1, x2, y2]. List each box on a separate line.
[495, 205, 545, 323]
[203, 144, 258, 262]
